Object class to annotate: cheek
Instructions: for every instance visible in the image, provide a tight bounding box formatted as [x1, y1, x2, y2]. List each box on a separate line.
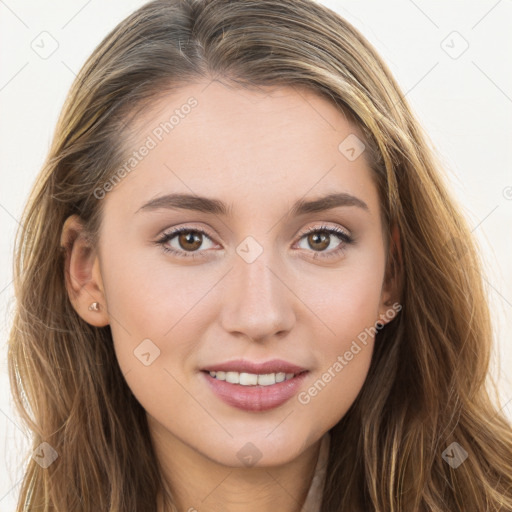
[96, 244, 224, 459]
[309, 247, 386, 344]
[99, 249, 219, 408]
[100, 242, 213, 344]
[296, 252, 385, 423]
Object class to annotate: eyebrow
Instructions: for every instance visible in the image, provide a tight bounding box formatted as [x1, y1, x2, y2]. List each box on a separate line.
[135, 192, 369, 216]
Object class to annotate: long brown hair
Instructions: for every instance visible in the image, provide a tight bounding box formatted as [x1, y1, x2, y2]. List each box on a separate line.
[8, 0, 512, 510]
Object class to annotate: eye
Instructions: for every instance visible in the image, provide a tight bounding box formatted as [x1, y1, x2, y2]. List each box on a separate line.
[295, 224, 354, 260]
[155, 227, 217, 260]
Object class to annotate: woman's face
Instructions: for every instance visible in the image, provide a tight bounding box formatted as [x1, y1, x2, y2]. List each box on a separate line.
[90, 80, 394, 467]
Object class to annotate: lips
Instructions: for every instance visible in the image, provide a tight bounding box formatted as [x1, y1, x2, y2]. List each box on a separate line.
[201, 358, 307, 375]
[200, 358, 310, 411]
[201, 370, 309, 412]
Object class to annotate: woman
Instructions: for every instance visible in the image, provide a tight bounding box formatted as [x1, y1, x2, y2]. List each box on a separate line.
[8, 0, 512, 510]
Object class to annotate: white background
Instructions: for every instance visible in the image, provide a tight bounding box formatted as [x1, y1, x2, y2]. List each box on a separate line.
[1, 1, 511, 510]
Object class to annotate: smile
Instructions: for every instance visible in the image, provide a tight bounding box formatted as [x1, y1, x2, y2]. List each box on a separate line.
[201, 370, 309, 412]
[207, 370, 298, 386]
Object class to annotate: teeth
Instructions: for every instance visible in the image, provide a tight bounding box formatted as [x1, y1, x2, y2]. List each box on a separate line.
[257, 373, 275, 386]
[208, 370, 296, 386]
[240, 372, 258, 385]
[225, 371, 239, 384]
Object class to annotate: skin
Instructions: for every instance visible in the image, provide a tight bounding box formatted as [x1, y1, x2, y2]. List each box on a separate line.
[61, 80, 399, 511]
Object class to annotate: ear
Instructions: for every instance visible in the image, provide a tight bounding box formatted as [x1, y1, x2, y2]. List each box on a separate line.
[377, 223, 402, 326]
[60, 214, 109, 327]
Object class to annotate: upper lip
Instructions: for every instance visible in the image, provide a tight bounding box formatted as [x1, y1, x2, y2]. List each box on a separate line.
[201, 358, 308, 375]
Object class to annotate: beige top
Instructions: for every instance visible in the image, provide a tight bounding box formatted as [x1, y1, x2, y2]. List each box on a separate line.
[300, 431, 330, 512]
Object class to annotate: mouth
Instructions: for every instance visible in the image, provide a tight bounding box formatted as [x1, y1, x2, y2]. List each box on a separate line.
[199, 359, 309, 412]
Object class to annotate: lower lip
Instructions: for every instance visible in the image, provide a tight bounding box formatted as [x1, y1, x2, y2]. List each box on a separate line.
[201, 371, 309, 412]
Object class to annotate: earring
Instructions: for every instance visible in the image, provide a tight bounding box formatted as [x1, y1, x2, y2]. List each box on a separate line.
[88, 302, 100, 311]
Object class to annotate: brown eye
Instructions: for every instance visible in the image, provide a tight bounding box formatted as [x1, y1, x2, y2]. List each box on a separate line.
[296, 225, 354, 260]
[306, 232, 330, 251]
[156, 227, 216, 259]
[177, 230, 203, 251]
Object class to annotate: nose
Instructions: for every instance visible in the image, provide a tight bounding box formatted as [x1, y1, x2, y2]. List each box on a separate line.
[218, 244, 296, 343]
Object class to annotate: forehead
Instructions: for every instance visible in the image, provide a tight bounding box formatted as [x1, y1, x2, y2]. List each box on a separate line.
[104, 80, 378, 219]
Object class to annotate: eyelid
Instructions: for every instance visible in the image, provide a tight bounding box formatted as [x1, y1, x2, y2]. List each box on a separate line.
[295, 223, 352, 240]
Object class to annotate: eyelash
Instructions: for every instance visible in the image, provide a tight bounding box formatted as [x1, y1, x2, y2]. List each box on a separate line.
[154, 224, 354, 261]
